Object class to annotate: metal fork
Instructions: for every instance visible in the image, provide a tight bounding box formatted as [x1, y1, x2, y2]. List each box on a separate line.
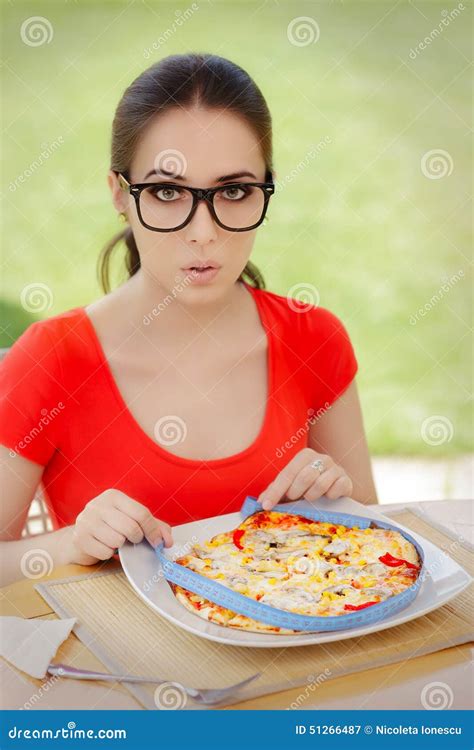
[47, 663, 261, 705]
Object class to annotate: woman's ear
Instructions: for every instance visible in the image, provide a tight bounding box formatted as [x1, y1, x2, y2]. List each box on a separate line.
[107, 169, 128, 214]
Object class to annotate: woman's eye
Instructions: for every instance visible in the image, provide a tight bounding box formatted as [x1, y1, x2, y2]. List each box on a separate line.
[220, 186, 249, 201]
[152, 187, 182, 201]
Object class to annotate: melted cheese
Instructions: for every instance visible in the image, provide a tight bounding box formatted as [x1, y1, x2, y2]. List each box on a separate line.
[173, 511, 421, 627]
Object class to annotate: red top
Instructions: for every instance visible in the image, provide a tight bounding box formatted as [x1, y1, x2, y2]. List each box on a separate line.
[0, 283, 358, 530]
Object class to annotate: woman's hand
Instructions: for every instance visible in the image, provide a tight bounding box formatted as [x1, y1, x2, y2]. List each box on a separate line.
[67, 489, 174, 566]
[257, 448, 353, 510]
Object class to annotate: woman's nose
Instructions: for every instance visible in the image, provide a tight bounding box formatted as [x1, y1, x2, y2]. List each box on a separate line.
[183, 199, 218, 244]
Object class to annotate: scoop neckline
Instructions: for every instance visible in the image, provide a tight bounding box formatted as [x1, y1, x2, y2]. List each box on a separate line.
[81, 282, 275, 467]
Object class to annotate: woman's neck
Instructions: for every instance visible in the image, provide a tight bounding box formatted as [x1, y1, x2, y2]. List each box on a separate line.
[116, 268, 248, 343]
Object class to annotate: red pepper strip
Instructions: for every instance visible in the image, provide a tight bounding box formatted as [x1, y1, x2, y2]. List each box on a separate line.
[344, 601, 379, 611]
[329, 526, 337, 534]
[233, 529, 246, 550]
[379, 552, 420, 570]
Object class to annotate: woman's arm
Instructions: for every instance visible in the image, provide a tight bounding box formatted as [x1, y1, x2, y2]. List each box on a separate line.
[309, 379, 378, 504]
[0, 445, 174, 587]
[0, 445, 73, 586]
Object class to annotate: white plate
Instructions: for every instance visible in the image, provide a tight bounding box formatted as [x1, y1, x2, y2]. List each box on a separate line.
[119, 497, 472, 648]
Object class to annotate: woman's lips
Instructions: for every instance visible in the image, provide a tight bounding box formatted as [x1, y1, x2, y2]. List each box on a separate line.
[181, 266, 221, 284]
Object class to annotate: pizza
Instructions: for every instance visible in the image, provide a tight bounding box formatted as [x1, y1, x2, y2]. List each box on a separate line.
[170, 510, 421, 634]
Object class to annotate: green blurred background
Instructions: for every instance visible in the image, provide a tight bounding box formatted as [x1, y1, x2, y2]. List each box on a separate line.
[1, 0, 472, 456]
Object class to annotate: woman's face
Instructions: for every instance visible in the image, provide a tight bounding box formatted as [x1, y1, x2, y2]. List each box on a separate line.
[108, 107, 270, 304]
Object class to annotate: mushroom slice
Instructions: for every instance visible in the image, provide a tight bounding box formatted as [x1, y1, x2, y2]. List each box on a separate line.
[323, 539, 351, 556]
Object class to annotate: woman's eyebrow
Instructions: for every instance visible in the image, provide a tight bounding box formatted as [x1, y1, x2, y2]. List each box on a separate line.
[215, 171, 257, 183]
[142, 168, 257, 182]
[143, 168, 186, 181]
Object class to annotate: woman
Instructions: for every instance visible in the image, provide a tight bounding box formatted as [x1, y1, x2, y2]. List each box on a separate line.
[0, 53, 377, 585]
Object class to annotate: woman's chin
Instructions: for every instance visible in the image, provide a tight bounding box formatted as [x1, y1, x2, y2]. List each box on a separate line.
[170, 270, 235, 304]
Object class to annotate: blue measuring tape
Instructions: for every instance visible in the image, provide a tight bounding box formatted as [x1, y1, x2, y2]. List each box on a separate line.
[155, 496, 425, 633]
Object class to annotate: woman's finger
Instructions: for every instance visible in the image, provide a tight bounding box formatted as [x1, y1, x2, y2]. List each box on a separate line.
[259, 449, 322, 509]
[102, 508, 144, 545]
[88, 519, 126, 550]
[325, 474, 353, 500]
[79, 535, 116, 561]
[285, 458, 335, 500]
[113, 493, 173, 547]
[301, 465, 342, 501]
[157, 520, 173, 548]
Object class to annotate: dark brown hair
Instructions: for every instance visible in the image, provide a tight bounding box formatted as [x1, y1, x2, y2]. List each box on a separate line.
[99, 52, 273, 293]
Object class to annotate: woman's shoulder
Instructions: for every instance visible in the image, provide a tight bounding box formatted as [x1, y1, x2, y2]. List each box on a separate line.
[0, 307, 90, 464]
[252, 285, 358, 405]
[11, 305, 87, 345]
[251, 284, 352, 340]
[19, 305, 86, 338]
[2, 306, 92, 381]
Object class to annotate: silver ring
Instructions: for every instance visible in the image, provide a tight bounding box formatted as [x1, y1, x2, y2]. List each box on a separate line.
[310, 459, 325, 475]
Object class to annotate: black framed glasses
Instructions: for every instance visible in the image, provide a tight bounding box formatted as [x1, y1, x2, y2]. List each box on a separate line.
[115, 170, 275, 232]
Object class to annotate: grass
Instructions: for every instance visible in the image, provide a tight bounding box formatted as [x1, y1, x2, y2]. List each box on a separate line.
[1, 0, 472, 455]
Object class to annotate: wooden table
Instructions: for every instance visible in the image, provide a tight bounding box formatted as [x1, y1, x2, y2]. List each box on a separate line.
[1, 499, 472, 710]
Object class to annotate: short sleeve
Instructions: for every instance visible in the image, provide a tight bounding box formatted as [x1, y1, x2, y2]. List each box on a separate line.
[303, 306, 358, 410]
[0, 321, 67, 465]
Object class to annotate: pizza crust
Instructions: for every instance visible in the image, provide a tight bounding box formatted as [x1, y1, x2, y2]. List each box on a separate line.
[171, 583, 301, 634]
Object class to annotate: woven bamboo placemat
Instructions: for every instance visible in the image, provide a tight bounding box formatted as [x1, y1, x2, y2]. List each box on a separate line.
[35, 509, 473, 710]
